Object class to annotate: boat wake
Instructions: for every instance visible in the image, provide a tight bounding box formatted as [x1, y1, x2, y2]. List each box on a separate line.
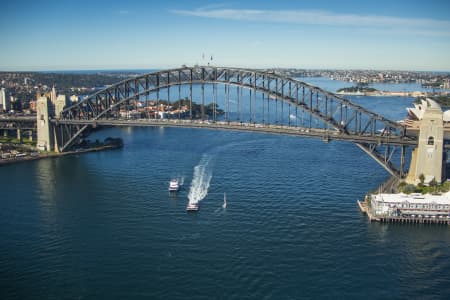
[186, 138, 273, 207]
[179, 176, 185, 186]
[187, 154, 214, 205]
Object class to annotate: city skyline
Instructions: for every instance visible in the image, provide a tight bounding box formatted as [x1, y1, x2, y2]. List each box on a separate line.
[1, 0, 450, 71]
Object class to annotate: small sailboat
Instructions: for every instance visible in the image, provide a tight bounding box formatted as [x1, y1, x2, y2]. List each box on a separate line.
[222, 192, 227, 209]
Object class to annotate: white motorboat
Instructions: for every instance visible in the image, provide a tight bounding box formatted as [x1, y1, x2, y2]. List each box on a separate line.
[168, 179, 179, 192]
[186, 202, 199, 212]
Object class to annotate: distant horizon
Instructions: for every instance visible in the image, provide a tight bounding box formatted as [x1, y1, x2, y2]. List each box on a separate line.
[1, 65, 449, 74]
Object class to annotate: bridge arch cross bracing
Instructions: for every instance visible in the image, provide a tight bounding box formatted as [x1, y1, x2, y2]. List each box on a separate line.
[55, 66, 415, 177]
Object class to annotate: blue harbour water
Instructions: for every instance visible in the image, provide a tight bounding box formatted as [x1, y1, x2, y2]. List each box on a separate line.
[297, 76, 440, 93]
[1, 79, 450, 299]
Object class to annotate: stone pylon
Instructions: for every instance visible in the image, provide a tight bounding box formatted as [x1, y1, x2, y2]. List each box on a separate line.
[406, 99, 445, 184]
[36, 96, 54, 151]
[55, 94, 68, 118]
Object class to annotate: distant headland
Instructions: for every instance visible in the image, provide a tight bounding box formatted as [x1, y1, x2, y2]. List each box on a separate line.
[336, 85, 432, 97]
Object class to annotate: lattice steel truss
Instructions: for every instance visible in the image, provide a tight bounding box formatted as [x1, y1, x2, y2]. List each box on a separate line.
[54, 66, 416, 177]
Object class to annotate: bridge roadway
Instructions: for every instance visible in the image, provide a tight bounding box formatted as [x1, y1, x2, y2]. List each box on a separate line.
[10, 114, 450, 148]
[0, 115, 36, 130]
[53, 118, 418, 146]
[0, 116, 35, 121]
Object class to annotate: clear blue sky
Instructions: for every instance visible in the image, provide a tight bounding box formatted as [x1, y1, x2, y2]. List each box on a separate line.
[1, 0, 449, 71]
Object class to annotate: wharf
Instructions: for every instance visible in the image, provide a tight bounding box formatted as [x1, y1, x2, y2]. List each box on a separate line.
[377, 216, 449, 225]
[357, 199, 379, 222]
[357, 199, 450, 225]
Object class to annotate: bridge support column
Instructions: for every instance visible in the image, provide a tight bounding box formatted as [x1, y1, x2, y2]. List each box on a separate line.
[406, 105, 444, 184]
[36, 96, 54, 152]
[3, 130, 7, 137]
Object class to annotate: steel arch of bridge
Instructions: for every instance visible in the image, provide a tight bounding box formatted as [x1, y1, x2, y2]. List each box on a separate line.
[55, 66, 415, 177]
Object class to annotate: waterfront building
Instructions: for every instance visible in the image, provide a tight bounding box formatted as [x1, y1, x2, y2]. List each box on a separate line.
[119, 110, 141, 119]
[369, 192, 450, 218]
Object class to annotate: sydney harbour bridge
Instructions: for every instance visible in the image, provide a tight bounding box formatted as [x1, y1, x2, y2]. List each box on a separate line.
[1, 66, 445, 183]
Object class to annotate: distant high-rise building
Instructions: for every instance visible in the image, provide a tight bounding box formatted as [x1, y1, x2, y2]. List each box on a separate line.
[50, 85, 57, 104]
[0, 87, 10, 112]
[0, 88, 4, 110]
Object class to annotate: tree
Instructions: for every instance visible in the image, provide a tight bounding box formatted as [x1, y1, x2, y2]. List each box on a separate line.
[402, 184, 416, 194]
[429, 178, 438, 193]
[418, 173, 425, 187]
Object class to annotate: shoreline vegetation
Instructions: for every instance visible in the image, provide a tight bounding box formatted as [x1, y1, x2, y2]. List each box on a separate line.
[153, 98, 224, 119]
[336, 86, 378, 93]
[336, 86, 378, 95]
[398, 175, 450, 195]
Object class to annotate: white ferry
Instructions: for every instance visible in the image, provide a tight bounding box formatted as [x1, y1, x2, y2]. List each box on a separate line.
[186, 202, 199, 212]
[168, 179, 179, 192]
